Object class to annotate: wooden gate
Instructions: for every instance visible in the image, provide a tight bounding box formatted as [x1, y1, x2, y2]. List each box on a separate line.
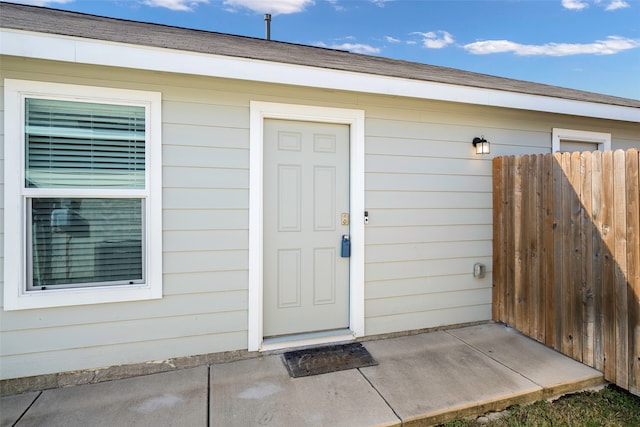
[492, 149, 639, 396]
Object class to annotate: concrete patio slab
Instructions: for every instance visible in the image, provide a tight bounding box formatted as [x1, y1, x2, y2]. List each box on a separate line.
[0, 391, 39, 426]
[448, 323, 604, 397]
[15, 366, 208, 427]
[360, 331, 543, 426]
[210, 354, 399, 427]
[1, 323, 608, 427]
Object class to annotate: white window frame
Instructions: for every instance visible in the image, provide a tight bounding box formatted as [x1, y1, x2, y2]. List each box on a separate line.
[552, 128, 611, 153]
[4, 79, 162, 310]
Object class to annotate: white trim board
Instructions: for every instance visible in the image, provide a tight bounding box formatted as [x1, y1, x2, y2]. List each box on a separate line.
[552, 128, 612, 153]
[248, 101, 366, 352]
[2, 29, 639, 123]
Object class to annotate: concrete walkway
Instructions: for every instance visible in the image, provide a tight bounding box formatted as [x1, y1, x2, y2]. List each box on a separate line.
[1, 323, 604, 426]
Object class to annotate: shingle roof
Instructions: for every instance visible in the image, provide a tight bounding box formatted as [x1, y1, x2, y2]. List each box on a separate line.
[2, 2, 639, 109]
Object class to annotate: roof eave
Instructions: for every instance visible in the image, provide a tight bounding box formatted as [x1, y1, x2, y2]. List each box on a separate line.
[2, 28, 639, 123]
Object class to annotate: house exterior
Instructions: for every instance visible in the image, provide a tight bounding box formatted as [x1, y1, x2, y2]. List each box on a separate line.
[1, 3, 639, 384]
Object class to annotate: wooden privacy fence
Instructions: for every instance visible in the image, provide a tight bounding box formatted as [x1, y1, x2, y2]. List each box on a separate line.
[492, 149, 639, 396]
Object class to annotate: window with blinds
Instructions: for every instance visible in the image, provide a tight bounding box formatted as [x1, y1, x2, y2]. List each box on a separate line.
[25, 98, 146, 290]
[25, 98, 146, 189]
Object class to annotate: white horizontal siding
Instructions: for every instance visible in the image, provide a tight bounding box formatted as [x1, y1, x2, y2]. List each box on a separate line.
[3, 308, 247, 355]
[0, 60, 256, 379]
[163, 188, 247, 209]
[366, 288, 491, 318]
[163, 145, 248, 169]
[163, 123, 249, 149]
[164, 230, 248, 252]
[0, 292, 246, 336]
[369, 209, 492, 227]
[364, 114, 494, 335]
[367, 155, 492, 177]
[366, 257, 492, 282]
[164, 250, 248, 274]
[163, 100, 248, 128]
[1, 56, 639, 380]
[366, 274, 489, 299]
[366, 241, 491, 263]
[163, 209, 248, 231]
[2, 330, 246, 380]
[163, 271, 248, 295]
[164, 167, 248, 189]
[365, 305, 491, 334]
[366, 191, 492, 209]
[367, 225, 493, 245]
[613, 137, 640, 151]
[367, 173, 492, 192]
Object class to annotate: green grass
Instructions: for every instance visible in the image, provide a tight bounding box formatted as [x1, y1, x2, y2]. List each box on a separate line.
[442, 386, 640, 427]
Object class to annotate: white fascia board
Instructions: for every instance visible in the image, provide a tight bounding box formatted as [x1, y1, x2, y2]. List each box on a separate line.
[2, 29, 639, 123]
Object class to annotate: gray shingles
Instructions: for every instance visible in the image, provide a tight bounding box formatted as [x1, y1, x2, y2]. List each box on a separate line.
[2, 2, 639, 109]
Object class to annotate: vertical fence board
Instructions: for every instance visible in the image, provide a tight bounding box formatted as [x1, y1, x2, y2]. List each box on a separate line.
[601, 150, 616, 383]
[493, 149, 639, 396]
[529, 155, 543, 341]
[582, 152, 594, 366]
[525, 155, 534, 338]
[514, 155, 525, 332]
[561, 153, 575, 356]
[522, 155, 532, 336]
[591, 151, 605, 372]
[553, 153, 565, 352]
[625, 150, 639, 394]
[506, 156, 516, 327]
[570, 152, 584, 361]
[614, 150, 629, 390]
[543, 153, 555, 345]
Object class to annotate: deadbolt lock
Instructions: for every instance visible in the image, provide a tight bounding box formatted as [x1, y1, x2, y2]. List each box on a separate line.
[341, 213, 349, 226]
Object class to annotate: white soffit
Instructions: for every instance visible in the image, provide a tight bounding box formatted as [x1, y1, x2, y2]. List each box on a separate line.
[2, 29, 639, 123]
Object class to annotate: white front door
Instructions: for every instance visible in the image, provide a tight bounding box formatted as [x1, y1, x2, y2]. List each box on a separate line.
[263, 119, 350, 338]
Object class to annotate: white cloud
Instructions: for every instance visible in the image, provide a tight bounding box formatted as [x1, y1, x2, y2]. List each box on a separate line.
[385, 36, 401, 43]
[315, 41, 380, 54]
[6, 0, 74, 6]
[326, 0, 344, 11]
[224, 0, 314, 14]
[370, 0, 392, 6]
[562, 0, 589, 10]
[564, 0, 631, 10]
[464, 36, 640, 56]
[604, 0, 629, 10]
[142, 0, 209, 11]
[412, 31, 455, 49]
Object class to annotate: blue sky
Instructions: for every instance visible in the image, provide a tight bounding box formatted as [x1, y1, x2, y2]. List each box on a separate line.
[7, 0, 640, 99]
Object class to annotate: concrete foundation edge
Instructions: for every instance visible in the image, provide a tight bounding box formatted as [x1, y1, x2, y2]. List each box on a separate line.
[1, 320, 489, 396]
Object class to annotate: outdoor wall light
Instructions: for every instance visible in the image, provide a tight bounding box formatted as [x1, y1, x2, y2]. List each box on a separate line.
[472, 136, 490, 155]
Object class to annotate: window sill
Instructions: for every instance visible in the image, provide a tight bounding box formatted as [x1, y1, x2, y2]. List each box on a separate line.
[4, 283, 161, 311]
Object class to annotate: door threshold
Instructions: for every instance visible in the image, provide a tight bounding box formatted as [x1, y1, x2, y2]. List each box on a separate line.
[261, 329, 354, 352]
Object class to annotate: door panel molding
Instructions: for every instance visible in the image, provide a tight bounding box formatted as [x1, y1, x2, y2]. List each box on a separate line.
[249, 101, 365, 351]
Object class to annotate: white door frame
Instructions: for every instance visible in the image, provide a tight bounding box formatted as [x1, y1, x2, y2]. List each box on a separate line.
[248, 101, 365, 351]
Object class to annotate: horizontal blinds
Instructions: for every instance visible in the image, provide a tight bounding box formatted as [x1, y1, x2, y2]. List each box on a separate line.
[30, 198, 144, 288]
[26, 98, 146, 189]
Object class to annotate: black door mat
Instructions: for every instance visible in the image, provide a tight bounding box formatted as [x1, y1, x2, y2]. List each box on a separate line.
[282, 342, 378, 378]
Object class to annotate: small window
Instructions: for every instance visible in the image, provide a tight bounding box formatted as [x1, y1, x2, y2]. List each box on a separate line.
[4, 80, 162, 310]
[552, 128, 611, 153]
